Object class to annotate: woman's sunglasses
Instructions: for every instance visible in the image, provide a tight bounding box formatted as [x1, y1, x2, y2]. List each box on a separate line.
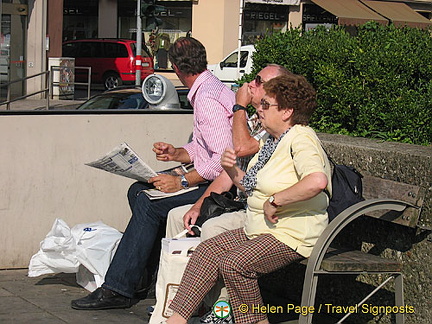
[260, 98, 279, 110]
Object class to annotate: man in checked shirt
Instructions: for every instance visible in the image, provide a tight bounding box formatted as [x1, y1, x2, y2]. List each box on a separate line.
[71, 37, 235, 311]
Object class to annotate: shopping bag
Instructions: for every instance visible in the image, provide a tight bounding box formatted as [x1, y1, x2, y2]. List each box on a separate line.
[149, 233, 201, 324]
[28, 218, 80, 276]
[28, 218, 122, 292]
[72, 222, 122, 290]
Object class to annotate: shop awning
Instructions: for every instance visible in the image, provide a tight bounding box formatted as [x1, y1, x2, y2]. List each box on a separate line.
[361, 1, 432, 29]
[311, 0, 388, 26]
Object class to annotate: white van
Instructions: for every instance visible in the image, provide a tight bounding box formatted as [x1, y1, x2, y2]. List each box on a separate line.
[208, 45, 255, 87]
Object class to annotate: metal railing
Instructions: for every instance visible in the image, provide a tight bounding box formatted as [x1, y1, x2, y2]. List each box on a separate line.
[50, 65, 92, 100]
[0, 71, 50, 110]
[0, 66, 92, 110]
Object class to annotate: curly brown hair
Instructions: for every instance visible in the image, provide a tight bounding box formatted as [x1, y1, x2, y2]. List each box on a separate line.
[168, 37, 207, 75]
[263, 74, 317, 125]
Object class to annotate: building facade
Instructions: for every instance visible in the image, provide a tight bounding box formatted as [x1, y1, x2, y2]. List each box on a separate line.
[1, 0, 431, 100]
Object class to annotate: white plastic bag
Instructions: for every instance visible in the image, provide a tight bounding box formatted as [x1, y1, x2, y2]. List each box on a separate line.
[71, 221, 122, 289]
[28, 219, 80, 276]
[28, 218, 122, 292]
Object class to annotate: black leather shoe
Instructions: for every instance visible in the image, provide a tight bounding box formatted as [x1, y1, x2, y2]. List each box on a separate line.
[133, 286, 149, 300]
[71, 287, 134, 310]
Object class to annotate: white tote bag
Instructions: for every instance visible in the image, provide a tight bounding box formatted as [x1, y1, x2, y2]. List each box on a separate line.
[149, 231, 201, 324]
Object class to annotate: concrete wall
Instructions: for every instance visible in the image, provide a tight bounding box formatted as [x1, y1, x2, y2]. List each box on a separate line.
[289, 4, 303, 29]
[47, 1, 63, 58]
[192, 0, 240, 65]
[0, 112, 193, 269]
[99, 0, 118, 38]
[26, 0, 47, 99]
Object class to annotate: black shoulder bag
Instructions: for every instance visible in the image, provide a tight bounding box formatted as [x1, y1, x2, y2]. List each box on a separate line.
[325, 155, 365, 222]
[292, 142, 364, 222]
[195, 191, 246, 230]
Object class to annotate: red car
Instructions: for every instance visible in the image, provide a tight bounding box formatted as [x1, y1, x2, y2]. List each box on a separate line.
[62, 39, 154, 90]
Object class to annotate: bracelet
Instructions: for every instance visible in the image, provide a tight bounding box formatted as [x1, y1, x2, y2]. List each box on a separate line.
[232, 104, 247, 113]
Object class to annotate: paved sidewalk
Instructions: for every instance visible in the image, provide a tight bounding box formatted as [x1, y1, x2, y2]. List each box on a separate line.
[1, 99, 84, 111]
[1, 71, 182, 112]
[0, 269, 306, 324]
[0, 269, 155, 323]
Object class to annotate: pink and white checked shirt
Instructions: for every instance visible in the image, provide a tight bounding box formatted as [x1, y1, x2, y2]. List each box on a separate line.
[183, 70, 235, 180]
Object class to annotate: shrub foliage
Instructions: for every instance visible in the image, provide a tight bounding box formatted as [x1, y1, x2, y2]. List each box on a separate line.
[247, 22, 431, 145]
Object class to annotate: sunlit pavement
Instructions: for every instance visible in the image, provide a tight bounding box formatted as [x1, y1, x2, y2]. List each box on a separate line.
[0, 269, 154, 323]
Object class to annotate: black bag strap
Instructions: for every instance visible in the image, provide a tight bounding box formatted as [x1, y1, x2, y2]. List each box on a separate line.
[317, 140, 337, 166]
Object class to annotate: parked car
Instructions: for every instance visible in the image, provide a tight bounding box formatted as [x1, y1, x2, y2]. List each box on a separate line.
[76, 86, 192, 110]
[62, 39, 154, 90]
[208, 45, 255, 87]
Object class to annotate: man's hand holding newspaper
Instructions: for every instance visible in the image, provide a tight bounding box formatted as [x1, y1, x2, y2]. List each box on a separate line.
[85, 143, 197, 199]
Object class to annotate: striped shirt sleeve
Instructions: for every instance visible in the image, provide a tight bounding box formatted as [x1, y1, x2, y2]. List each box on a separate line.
[183, 71, 235, 180]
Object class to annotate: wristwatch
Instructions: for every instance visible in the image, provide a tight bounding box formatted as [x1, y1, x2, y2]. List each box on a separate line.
[180, 175, 189, 189]
[232, 104, 247, 113]
[269, 195, 280, 208]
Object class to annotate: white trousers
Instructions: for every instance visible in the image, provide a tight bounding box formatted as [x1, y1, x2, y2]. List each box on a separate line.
[166, 204, 247, 241]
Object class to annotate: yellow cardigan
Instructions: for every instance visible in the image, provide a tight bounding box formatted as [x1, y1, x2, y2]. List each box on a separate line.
[244, 125, 332, 258]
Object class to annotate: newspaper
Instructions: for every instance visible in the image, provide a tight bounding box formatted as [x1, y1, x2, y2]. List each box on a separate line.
[85, 142, 198, 199]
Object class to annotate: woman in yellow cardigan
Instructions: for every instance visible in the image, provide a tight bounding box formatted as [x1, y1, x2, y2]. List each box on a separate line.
[166, 74, 332, 324]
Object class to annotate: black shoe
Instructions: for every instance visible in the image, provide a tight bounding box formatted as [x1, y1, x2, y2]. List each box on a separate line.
[71, 287, 135, 310]
[133, 286, 149, 300]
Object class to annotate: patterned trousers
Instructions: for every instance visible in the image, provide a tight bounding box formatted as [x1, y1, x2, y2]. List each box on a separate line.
[169, 228, 303, 324]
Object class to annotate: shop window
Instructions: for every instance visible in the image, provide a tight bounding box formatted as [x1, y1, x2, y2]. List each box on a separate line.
[302, 4, 337, 30]
[63, 0, 98, 41]
[242, 3, 289, 44]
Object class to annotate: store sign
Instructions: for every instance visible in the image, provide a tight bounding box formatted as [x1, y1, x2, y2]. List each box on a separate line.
[303, 4, 337, 24]
[156, 9, 191, 18]
[303, 14, 337, 24]
[244, 11, 287, 21]
[245, 0, 300, 5]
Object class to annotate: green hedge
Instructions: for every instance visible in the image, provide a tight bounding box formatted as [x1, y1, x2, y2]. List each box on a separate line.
[245, 22, 432, 145]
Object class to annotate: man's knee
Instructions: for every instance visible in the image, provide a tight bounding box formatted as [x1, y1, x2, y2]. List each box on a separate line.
[201, 221, 227, 241]
[128, 182, 150, 209]
[166, 204, 192, 238]
[200, 211, 246, 241]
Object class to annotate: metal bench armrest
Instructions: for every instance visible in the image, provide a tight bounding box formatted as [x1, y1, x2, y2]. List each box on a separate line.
[299, 198, 414, 324]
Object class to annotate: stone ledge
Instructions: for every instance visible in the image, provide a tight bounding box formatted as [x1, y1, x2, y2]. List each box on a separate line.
[261, 134, 432, 324]
[318, 133, 432, 229]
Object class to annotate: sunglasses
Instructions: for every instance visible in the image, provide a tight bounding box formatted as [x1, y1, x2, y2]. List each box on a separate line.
[254, 74, 266, 86]
[260, 98, 279, 110]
